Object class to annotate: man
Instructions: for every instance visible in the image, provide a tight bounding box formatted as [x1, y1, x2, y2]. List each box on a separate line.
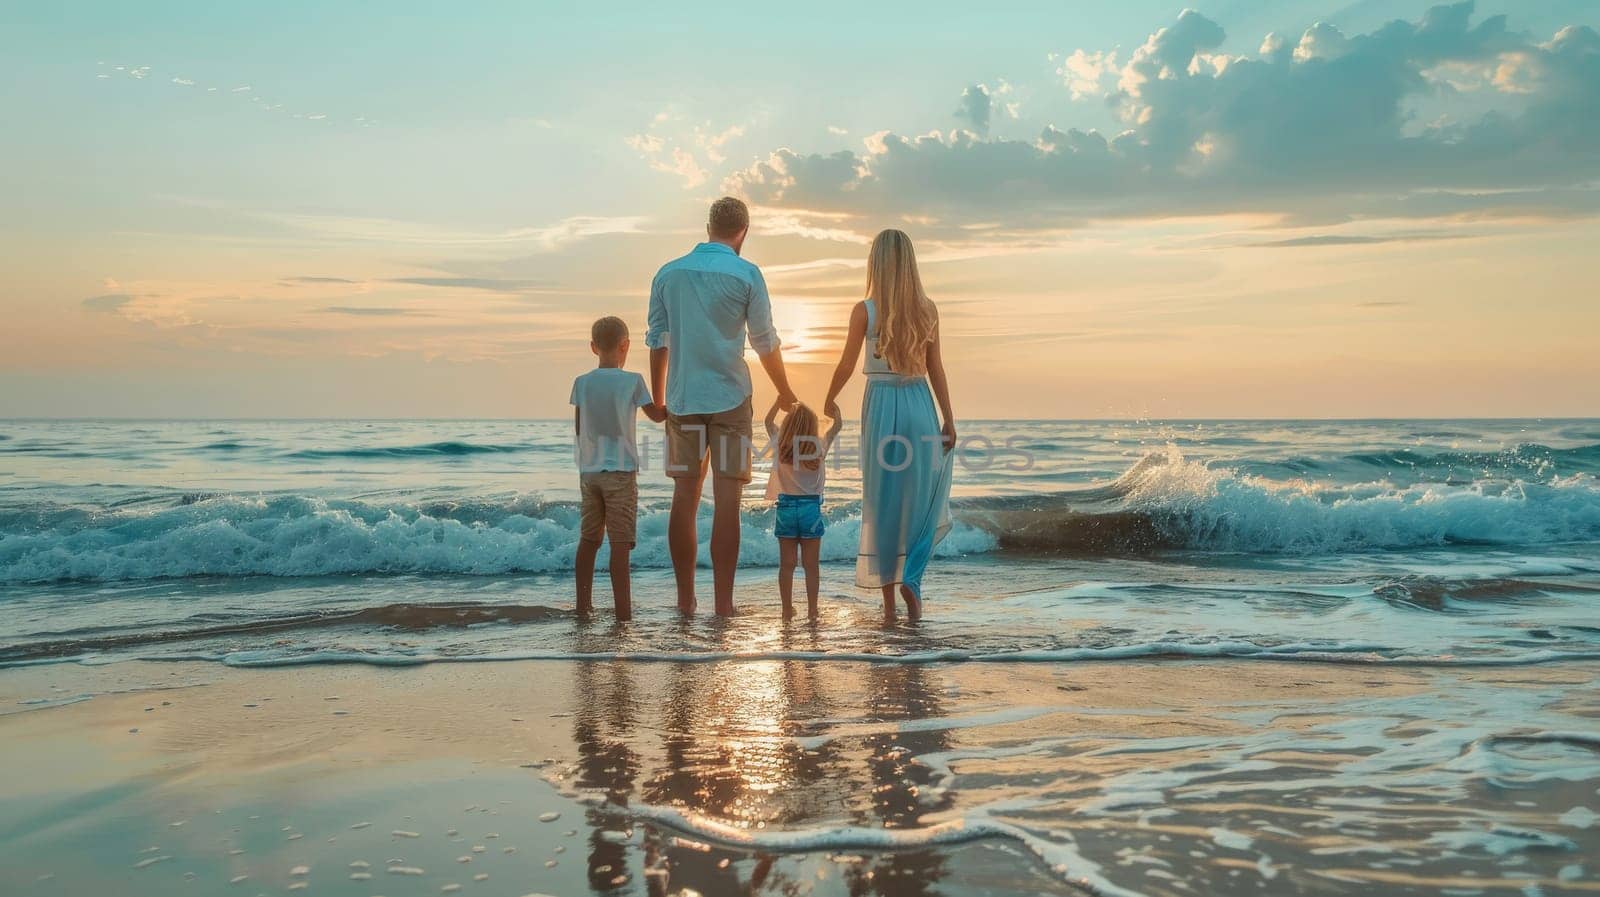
[646, 196, 797, 616]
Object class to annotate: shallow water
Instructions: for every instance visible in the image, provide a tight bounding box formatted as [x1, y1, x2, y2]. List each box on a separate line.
[3, 418, 1599, 894]
[3, 418, 1599, 669]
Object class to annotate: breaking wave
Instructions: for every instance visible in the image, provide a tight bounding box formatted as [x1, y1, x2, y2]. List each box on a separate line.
[5, 448, 1600, 583]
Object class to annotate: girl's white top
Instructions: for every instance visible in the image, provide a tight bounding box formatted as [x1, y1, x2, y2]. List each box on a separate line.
[764, 428, 835, 500]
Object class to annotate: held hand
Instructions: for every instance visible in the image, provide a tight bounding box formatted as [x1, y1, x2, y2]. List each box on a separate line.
[940, 419, 957, 452]
[824, 400, 842, 422]
[777, 390, 798, 412]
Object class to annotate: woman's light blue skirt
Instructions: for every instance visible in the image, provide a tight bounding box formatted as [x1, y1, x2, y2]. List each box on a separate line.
[856, 375, 953, 594]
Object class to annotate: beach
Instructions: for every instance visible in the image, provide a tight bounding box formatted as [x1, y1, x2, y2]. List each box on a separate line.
[4, 418, 1600, 894]
[6, 653, 1597, 896]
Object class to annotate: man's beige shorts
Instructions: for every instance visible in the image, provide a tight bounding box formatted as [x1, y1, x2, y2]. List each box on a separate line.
[665, 397, 753, 483]
[578, 470, 638, 545]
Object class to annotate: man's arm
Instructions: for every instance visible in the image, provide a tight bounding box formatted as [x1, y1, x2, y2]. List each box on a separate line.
[758, 348, 796, 411]
[638, 376, 667, 423]
[746, 268, 796, 409]
[649, 347, 669, 410]
[644, 274, 670, 410]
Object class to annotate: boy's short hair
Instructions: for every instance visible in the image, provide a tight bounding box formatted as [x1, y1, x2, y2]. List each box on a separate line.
[708, 196, 749, 239]
[591, 316, 629, 350]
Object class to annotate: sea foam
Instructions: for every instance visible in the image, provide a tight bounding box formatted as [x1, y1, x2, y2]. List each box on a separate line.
[5, 448, 1600, 582]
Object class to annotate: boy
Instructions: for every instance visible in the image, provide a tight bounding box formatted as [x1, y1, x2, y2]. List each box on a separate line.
[570, 316, 665, 620]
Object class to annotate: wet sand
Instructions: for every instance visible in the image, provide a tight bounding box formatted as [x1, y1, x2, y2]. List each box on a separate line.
[3, 658, 1597, 896]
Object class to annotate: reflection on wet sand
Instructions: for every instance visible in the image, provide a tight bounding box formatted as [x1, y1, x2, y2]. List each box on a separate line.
[567, 624, 961, 895]
[848, 663, 951, 896]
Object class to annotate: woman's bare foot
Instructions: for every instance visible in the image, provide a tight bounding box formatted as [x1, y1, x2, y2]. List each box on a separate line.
[899, 584, 922, 621]
[881, 586, 898, 620]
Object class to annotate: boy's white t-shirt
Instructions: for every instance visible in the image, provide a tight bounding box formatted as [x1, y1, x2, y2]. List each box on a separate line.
[570, 368, 652, 473]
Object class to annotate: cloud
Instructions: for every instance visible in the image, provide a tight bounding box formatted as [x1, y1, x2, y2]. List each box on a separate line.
[258, 211, 646, 249]
[827, 125, 849, 136]
[953, 82, 1017, 136]
[93, 63, 379, 127]
[82, 293, 132, 312]
[283, 276, 360, 284]
[954, 84, 994, 135]
[694, 123, 746, 164]
[321, 306, 427, 316]
[387, 277, 552, 293]
[726, 3, 1600, 228]
[1249, 233, 1467, 248]
[627, 111, 750, 188]
[1056, 49, 1118, 100]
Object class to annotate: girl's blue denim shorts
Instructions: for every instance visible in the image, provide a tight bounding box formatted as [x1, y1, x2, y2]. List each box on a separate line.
[775, 493, 824, 541]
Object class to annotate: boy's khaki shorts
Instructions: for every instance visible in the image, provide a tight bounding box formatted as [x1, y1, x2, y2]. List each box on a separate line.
[578, 470, 638, 546]
[665, 397, 753, 482]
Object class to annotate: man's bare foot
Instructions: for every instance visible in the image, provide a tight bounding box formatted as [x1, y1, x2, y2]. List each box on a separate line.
[899, 584, 922, 621]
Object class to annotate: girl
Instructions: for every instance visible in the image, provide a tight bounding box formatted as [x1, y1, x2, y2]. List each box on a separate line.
[824, 229, 955, 621]
[765, 400, 841, 618]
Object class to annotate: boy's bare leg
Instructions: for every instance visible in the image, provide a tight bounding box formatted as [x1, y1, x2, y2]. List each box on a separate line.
[575, 538, 601, 615]
[668, 458, 707, 614]
[778, 538, 798, 619]
[609, 544, 633, 622]
[710, 474, 743, 617]
[801, 539, 821, 618]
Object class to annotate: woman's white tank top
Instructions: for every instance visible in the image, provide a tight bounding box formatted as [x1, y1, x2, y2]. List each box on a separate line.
[863, 299, 897, 377]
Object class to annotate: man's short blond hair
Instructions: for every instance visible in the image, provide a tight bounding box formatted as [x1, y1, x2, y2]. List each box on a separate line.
[708, 196, 749, 240]
[591, 316, 628, 350]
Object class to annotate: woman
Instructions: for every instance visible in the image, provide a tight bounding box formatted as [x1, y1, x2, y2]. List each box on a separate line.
[825, 229, 955, 620]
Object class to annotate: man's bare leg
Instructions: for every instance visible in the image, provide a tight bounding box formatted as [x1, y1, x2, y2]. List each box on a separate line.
[710, 474, 744, 616]
[668, 462, 706, 613]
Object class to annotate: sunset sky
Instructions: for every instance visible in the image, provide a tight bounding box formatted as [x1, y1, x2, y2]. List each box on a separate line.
[3, 1, 1598, 419]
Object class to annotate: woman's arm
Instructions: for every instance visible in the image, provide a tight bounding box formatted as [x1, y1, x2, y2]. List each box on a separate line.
[823, 301, 868, 421]
[925, 305, 956, 450]
[820, 414, 844, 463]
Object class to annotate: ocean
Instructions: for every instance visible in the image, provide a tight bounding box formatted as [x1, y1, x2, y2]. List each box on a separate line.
[3, 418, 1599, 895]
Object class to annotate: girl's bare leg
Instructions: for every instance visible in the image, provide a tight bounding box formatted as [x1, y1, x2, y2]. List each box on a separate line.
[800, 539, 821, 618]
[778, 539, 798, 618]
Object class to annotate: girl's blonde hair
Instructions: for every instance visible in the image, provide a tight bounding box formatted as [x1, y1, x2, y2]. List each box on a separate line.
[776, 402, 824, 471]
[865, 229, 937, 376]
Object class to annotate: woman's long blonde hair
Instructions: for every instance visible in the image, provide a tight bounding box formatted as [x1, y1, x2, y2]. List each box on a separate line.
[775, 402, 825, 470]
[866, 229, 937, 376]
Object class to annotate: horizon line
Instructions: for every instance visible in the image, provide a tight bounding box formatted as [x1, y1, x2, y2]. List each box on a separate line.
[4, 416, 1599, 424]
